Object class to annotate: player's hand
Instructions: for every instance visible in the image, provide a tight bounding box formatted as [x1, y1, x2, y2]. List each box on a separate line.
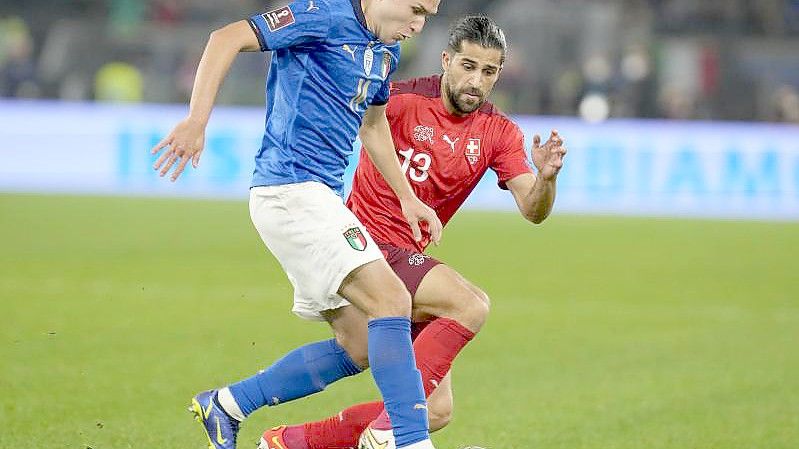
[532, 129, 567, 181]
[151, 118, 206, 182]
[400, 197, 443, 245]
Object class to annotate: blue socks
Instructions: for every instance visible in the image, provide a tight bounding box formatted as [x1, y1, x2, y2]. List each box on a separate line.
[368, 317, 430, 447]
[224, 318, 430, 448]
[227, 338, 362, 416]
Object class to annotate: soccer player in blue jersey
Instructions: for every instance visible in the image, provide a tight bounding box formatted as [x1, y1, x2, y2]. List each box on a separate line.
[150, 1, 442, 449]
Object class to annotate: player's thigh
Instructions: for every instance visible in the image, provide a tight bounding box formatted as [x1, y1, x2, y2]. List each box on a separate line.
[339, 258, 412, 319]
[413, 264, 490, 331]
[427, 370, 454, 431]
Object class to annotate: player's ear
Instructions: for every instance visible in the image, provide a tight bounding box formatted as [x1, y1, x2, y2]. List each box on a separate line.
[441, 50, 450, 71]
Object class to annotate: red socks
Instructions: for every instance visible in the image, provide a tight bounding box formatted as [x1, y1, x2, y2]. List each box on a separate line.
[288, 318, 475, 449]
[371, 317, 475, 430]
[287, 401, 383, 449]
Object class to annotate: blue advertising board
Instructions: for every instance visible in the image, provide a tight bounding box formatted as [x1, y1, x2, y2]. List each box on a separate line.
[1, 100, 797, 220]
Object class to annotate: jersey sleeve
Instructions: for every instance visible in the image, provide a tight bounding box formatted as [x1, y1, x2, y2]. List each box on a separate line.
[248, 0, 331, 52]
[491, 121, 533, 190]
[370, 47, 401, 106]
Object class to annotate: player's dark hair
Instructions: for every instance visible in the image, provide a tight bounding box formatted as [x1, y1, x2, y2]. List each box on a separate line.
[447, 15, 507, 64]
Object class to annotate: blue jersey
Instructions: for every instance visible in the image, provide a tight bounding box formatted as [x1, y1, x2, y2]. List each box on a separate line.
[248, 0, 400, 196]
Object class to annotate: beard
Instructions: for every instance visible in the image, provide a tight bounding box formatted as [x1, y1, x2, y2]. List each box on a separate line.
[443, 76, 485, 115]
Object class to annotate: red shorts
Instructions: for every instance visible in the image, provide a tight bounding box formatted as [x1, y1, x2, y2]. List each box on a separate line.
[377, 241, 441, 340]
[377, 241, 441, 298]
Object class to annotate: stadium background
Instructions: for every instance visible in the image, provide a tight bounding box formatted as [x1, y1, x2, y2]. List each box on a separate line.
[2, 1, 798, 448]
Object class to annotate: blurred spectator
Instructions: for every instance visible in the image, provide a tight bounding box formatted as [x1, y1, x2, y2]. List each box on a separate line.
[109, 0, 146, 37]
[94, 61, 143, 102]
[772, 84, 799, 123]
[0, 0, 798, 123]
[150, 0, 187, 24]
[0, 15, 39, 98]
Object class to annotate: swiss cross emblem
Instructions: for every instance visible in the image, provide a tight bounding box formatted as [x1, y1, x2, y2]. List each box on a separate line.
[465, 138, 481, 165]
[263, 5, 295, 32]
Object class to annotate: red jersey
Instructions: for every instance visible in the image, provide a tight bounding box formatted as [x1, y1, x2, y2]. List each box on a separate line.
[347, 75, 532, 252]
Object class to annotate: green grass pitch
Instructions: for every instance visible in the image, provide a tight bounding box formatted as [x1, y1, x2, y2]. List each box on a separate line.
[2, 194, 798, 449]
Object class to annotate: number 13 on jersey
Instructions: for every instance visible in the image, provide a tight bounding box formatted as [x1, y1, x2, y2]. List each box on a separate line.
[398, 147, 431, 182]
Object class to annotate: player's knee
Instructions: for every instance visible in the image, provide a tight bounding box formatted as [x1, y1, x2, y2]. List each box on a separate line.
[371, 281, 412, 318]
[334, 331, 369, 369]
[344, 262, 412, 319]
[427, 393, 454, 432]
[454, 288, 490, 333]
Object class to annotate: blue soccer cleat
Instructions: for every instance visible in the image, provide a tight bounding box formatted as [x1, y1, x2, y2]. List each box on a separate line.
[189, 390, 240, 449]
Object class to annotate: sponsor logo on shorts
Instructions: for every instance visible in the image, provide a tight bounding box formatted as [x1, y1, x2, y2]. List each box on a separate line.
[343, 227, 368, 251]
[408, 253, 430, 266]
[263, 5, 295, 32]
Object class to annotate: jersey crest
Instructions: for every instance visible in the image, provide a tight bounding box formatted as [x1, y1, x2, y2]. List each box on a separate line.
[465, 138, 481, 165]
[363, 47, 374, 75]
[343, 227, 368, 251]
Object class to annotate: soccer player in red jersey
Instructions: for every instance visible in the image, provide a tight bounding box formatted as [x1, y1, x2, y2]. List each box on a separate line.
[259, 15, 566, 449]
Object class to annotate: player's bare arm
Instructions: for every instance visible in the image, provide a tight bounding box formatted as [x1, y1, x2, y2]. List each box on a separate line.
[359, 105, 443, 244]
[506, 129, 567, 223]
[151, 20, 260, 181]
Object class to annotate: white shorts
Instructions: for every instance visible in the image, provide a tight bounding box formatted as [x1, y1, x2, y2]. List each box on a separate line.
[249, 181, 383, 321]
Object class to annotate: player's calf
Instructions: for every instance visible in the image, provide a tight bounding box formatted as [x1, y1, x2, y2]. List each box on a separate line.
[426, 372, 454, 431]
[323, 305, 370, 369]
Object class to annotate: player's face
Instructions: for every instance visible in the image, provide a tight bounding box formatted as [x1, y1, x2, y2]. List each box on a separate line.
[441, 41, 503, 115]
[368, 0, 439, 44]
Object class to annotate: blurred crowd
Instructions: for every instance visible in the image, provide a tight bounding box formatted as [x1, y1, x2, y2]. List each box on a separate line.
[2, 0, 799, 122]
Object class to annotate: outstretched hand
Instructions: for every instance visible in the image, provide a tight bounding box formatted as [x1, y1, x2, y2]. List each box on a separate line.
[532, 129, 567, 181]
[150, 118, 206, 181]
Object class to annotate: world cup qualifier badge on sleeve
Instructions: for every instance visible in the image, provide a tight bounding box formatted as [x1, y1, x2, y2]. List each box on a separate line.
[343, 227, 368, 251]
[262, 5, 295, 32]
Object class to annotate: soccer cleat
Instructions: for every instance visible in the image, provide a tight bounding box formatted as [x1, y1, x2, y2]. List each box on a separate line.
[189, 390, 240, 449]
[357, 426, 395, 449]
[257, 425, 289, 449]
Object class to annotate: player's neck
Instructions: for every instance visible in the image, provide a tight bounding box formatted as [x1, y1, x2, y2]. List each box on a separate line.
[360, 0, 378, 37]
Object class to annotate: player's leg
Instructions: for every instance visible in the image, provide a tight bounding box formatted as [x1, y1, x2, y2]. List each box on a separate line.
[190, 184, 373, 449]
[265, 366, 454, 449]
[256, 243, 472, 449]
[364, 260, 487, 442]
[412, 264, 490, 334]
[337, 258, 433, 449]
[426, 371, 454, 432]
